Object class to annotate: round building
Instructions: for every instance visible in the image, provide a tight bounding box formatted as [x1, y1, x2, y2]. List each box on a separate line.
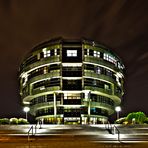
[19, 37, 125, 124]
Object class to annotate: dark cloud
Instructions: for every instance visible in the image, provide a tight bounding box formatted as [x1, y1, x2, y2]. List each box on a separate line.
[0, 0, 148, 118]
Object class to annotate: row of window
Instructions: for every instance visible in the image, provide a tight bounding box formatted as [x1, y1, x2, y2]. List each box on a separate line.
[62, 80, 82, 90]
[84, 64, 116, 80]
[31, 93, 83, 106]
[90, 108, 108, 116]
[31, 94, 55, 106]
[33, 78, 113, 91]
[33, 78, 60, 89]
[63, 99, 81, 105]
[36, 107, 81, 117]
[84, 48, 124, 69]
[42, 48, 60, 58]
[36, 107, 108, 117]
[28, 64, 60, 81]
[21, 48, 60, 69]
[84, 78, 111, 90]
[64, 93, 81, 100]
[84, 49, 100, 57]
[62, 66, 82, 77]
[30, 92, 114, 107]
[36, 107, 54, 116]
[28, 65, 82, 81]
[62, 66, 81, 71]
[91, 94, 114, 106]
[21, 48, 124, 71]
[23, 55, 38, 67]
[27, 63, 118, 88]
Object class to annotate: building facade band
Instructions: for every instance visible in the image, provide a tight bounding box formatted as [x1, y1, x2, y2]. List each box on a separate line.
[19, 37, 125, 124]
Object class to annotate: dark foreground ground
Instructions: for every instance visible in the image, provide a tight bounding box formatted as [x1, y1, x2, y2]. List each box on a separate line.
[0, 139, 148, 148]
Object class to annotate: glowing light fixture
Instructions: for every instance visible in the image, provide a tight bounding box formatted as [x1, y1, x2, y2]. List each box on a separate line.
[23, 107, 30, 121]
[115, 106, 121, 120]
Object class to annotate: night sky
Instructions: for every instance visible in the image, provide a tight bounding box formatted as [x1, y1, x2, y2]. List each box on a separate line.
[0, 0, 148, 120]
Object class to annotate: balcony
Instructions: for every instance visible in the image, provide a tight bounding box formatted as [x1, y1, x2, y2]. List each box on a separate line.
[30, 101, 61, 111]
[83, 56, 123, 73]
[114, 91, 122, 98]
[32, 86, 61, 95]
[64, 112, 81, 117]
[90, 102, 114, 111]
[82, 101, 114, 115]
[28, 70, 61, 84]
[22, 56, 60, 72]
[63, 99, 81, 105]
[83, 70, 116, 84]
[84, 86, 112, 95]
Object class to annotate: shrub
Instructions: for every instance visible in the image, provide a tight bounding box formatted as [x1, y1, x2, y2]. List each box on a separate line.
[115, 117, 126, 124]
[0, 118, 9, 124]
[18, 118, 29, 124]
[10, 118, 18, 124]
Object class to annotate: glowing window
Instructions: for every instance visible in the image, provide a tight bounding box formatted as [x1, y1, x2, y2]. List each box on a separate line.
[46, 50, 50, 57]
[42, 48, 50, 58]
[104, 53, 117, 65]
[55, 49, 57, 55]
[96, 67, 101, 74]
[67, 50, 77, 57]
[94, 51, 100, 57]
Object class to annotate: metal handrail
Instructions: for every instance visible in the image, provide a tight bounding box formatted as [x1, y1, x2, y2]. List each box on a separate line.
[28, 125, 34, 141]
[27, 122, 42, 142]
[105, 121, 113, 131]
[113, 125, 121, 142]
[105, 121, 121, 142]
[35, 124, 37, 135]
[35, 121, 42, 134]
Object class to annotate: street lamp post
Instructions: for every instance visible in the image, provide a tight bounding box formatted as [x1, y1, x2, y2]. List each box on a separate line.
[23, 107, 30, 121]
[115, 106, 121, 120]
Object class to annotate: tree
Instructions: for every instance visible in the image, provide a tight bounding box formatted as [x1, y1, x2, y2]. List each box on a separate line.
[126, 112, 146, 124]
[144, 117, 148, 124]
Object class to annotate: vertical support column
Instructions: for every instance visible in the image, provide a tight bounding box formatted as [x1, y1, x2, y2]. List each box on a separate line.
[29, 84, 33, 95]
[112, 84, 114, 95]
[88, 91, 91, 124]
[20, 78, 23, 95]
[54, 92, 57, 124]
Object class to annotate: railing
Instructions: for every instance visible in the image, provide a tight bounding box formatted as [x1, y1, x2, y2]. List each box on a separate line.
[105, 121, 113, 131]
[90, 102, 114, 111]
[32, 86, 60, 95]
[84, 70, 116, 84]
[105, 121, 121, 143]
[84, 86, 112, 95]
[28, 122, 42, 142]
[28, 70, 61, 84]
[84, 56, 122, 72]
[28, 125, 34, 141]
[23, 55, 60, 72]
[113, 125, 120, 142]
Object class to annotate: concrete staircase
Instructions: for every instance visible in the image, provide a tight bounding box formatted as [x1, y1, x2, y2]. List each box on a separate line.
[0, 124, 148, 143]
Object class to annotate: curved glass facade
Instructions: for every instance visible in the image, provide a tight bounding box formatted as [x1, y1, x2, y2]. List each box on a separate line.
[19, 37, 125, 124]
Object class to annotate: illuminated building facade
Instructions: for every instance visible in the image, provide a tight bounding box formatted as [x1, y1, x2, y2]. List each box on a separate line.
[19, 37, 125, 124]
